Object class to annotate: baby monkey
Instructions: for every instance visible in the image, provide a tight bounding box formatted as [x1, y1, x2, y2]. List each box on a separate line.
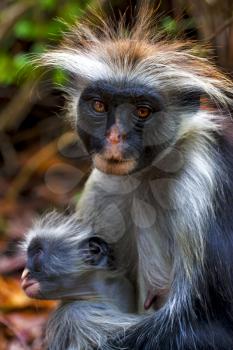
[21, 212, 138, 350]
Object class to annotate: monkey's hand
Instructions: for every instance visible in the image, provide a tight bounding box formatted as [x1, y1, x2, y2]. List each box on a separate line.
[100, 330, 141, 350]
[100, 316, 154, 350]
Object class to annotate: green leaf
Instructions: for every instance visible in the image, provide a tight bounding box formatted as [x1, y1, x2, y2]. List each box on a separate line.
[52, 69, 68, 85]
[58, 3, 84, 23]
[46, 20, 65, 38]
[13, 54, 33, 80]
[0, 53, 15, 85]
[14, 19, 35, 40]
[31, 43, 46, 54]
[161, 16, 178, 35]
[39, 0, 57, 10]
[73, 191, 83, 204]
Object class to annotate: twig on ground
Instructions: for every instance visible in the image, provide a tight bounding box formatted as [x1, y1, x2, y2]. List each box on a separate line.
[0, 1, 34, 43]
[6, 132, 77, 200]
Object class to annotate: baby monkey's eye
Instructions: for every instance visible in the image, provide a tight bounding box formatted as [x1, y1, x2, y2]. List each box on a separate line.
[92, 100, 107, 113]
[135, 106, 152, 119]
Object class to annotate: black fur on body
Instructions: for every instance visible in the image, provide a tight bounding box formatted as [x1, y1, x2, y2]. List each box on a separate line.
[41, 6, 233, 350]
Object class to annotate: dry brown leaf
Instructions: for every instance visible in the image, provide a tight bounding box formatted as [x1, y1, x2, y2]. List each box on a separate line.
[0, 276, 57, 311]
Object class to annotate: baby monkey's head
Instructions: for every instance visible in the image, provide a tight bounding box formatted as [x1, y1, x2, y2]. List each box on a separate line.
[21, 213, 115, 300]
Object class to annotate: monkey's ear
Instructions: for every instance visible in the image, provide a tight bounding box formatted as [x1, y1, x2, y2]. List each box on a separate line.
[80, 237, 114, 268]
[41, 51, 110, 83]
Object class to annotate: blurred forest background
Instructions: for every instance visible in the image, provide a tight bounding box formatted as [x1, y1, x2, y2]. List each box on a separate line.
[0, 0, 233, 349]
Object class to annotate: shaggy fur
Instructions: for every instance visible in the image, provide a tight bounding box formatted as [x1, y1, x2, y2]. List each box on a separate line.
[41, 6, 233, 350]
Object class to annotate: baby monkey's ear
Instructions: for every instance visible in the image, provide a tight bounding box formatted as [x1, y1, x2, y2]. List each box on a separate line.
[81, 237, 115, 268]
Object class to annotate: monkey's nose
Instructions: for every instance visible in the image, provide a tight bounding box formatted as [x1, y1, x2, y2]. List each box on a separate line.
[106, 125, 126, 144]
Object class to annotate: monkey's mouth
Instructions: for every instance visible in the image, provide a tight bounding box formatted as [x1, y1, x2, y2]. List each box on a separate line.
[21, 268, 40, 298]
[94, 154, 136, 175]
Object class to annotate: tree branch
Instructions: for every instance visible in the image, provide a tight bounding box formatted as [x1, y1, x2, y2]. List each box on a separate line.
[206, 14, 233, 42]
[0, 79, 41, 132]
[0, 1, 34, 43]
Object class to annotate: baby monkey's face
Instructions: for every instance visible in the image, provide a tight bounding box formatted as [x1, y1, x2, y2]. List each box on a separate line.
[21, 233, 115, 300]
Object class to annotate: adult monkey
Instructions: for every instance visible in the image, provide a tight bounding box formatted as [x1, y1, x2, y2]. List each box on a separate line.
[41, 6, 233, 350]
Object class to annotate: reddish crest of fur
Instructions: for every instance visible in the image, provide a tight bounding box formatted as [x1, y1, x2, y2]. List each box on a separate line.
[42, 5, 233, 111]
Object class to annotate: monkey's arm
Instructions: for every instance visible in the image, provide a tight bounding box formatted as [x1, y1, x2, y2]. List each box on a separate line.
[101, 313, 233, 350]
[100, 140, 233, 350]
[46, 301, 139, 350]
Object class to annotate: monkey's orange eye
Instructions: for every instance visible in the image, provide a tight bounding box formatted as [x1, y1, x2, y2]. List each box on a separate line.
[92, 100, 107, 113]
[136, 106, 152, 119]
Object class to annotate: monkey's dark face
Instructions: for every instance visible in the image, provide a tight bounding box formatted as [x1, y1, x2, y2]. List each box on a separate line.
[21, 235, 114, 300]
[77, 80, 172, 175]
[77, 80, 201, 175]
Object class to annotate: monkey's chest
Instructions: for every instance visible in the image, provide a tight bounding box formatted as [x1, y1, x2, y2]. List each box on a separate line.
[136, 227, 171, 312]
